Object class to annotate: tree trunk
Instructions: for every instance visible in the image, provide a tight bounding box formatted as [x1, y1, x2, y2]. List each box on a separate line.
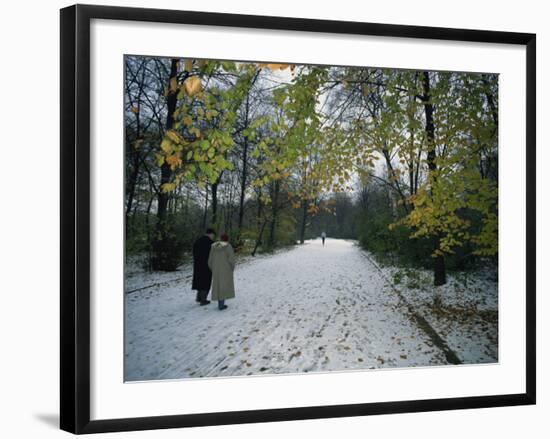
[238, 140, 249, 233]
[202, 186, 209, 230]
[211, 180, 219, 226]
[268, 181, 280, 249]
[252, 219, 268, 256]
[481, 74, 499, 180]
[144, 192, 154, 271]
[125, 147, 140, 239]
[299, 200, 308, 244]
[238, 95, 251, 237]
[381, 147, 409, 213]
[125, 60, 146, 241]
[210, 168, 226, 228]
[422, 71, 446, 286]
[152, 58, 179, 270]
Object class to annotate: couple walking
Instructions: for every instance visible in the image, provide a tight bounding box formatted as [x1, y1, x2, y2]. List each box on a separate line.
[192, 228, 235, 310]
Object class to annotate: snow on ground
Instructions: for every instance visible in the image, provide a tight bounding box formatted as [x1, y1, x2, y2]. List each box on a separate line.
[125, 239, 456, 381]
[125, 249, 289, 293]
[372, 259, 498, 364]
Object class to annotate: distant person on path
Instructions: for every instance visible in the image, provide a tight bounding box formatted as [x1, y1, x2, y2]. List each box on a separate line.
[192, 228, 215, 305]
[321, 231, 326, 246]
[208, 234, 236, 311]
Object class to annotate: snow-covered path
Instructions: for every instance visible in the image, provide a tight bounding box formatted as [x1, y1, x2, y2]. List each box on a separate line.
[125, 239, 450, 381]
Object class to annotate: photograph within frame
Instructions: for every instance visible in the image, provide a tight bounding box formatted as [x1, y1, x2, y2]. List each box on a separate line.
[123, 55, 499, 383]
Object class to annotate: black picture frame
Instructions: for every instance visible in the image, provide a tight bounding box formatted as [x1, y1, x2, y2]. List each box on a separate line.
[60, 4, 536, 434]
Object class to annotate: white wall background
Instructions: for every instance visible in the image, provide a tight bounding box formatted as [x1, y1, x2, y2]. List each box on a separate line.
[0, 0, 546, 437]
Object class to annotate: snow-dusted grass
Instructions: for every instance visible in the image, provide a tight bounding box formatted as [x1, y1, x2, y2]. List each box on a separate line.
[124, 247, 293, 293]
[125, 258, 191, 294]
[368, 254, 498, 364]
[125, 239, 454, 381]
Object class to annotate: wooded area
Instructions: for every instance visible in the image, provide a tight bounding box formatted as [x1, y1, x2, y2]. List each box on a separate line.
[124, 56, 498, 286]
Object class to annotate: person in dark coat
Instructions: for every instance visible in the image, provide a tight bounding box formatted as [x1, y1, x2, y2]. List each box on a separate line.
[192, 228, 215, 305]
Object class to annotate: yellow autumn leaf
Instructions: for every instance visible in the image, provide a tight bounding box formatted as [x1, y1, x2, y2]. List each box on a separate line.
[184, 76, 202, 97]
[130, 106, 138, 113]
[266, 63, 290, 70]
[169, 77, 178, 93]
[184, 59, 193, 72]
[161, 182, 176, 193]
[189, 127, 201, 138]
[155, 153, 165, 166]
[166, 154, 182, 169]
[166, 130, 183, 144]
[160, 139, 173, 154]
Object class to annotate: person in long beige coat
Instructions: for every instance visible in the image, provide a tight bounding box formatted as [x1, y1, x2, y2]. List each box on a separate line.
[207, 234, 235, 310]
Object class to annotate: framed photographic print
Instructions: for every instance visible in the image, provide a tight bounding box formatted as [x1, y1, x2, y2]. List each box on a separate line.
[60, 4, 536, 434]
